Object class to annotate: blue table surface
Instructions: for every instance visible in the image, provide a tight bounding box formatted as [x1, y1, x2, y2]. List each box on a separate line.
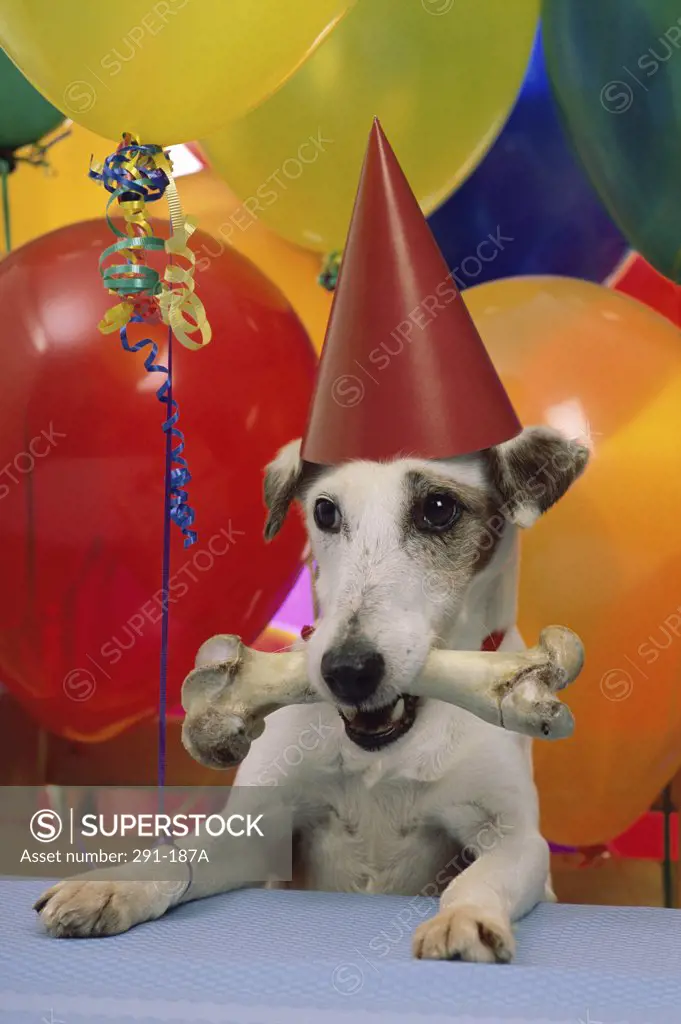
[1, 881, 680, 1023]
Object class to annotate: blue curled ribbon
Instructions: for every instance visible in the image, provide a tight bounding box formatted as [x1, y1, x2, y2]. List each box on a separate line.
[120, 316, 197, 548]
[88, 142, 169, 200]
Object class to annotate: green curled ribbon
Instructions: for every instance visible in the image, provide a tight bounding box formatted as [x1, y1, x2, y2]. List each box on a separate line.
[99, 233, 165, 298]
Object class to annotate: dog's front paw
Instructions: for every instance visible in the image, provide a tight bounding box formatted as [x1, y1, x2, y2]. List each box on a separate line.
[412, 904, 515, 963]
[34, 879, 169, 938]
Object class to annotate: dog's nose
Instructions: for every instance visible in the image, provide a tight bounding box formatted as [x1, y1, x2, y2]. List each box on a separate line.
[321, 641, 385, 704]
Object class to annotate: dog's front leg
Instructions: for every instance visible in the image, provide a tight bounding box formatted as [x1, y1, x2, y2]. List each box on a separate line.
[35, 787, 294, 938]
[413, 824, 549, 964]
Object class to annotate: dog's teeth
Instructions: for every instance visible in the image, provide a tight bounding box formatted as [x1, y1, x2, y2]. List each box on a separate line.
[344, 707, 359, 720]
[390, 698, 405, 722]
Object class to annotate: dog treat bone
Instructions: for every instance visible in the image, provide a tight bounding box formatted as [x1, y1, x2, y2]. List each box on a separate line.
[181, 626, 583, 769]
[406, 626, 582, 739]
[181, 634, 319, 769]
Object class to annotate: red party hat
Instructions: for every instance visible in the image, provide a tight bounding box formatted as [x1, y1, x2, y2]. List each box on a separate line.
[301, 119, 521, 465]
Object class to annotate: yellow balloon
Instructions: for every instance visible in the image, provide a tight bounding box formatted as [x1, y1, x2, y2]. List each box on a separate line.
[464, 276, 681, 846]
[202, 0, 539, 252]
[0, 0, 353, 143]
[180, 167, 332, 352]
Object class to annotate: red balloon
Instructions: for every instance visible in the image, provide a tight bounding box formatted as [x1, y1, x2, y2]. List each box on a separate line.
[0, 219, 316, 740]
[611, 252, 681, 328]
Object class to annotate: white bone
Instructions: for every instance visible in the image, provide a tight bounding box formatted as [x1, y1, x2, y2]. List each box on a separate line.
[181, 626, 583, 768]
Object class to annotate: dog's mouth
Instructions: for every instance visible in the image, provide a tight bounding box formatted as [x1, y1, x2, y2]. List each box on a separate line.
[338, 695, 419, 751]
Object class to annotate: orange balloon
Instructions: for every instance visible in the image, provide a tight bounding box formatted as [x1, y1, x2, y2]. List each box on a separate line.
[253, 626, 297, 653]
[465, 276, 681, 846]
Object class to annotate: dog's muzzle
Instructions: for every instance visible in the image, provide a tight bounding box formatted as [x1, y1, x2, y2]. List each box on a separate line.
[339, 694, 420, 751]
[310, 628, 420, 751]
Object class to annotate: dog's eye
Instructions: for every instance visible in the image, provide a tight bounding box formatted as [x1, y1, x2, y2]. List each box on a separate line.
[314, 497, 341, 533]
[414, 492, 461, 532]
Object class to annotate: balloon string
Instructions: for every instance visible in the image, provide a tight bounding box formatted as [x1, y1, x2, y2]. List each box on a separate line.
[157, 241, 175, 794]
[119, 316, 197, 547]
[118, 315, 192, 791]
[158, 321, 173, 792]
[0, 159, 11, 253]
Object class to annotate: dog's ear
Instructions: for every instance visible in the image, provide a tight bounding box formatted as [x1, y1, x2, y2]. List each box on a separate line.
[263, 438, 304, 541]
[485, 426, 590, 528]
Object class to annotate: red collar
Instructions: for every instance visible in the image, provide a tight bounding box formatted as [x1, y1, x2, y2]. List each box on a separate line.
[301, 625, 505, 651]
[480, 630, 505, 652]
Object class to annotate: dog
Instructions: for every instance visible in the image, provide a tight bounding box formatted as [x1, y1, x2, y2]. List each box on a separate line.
[35, 424, 588, 962]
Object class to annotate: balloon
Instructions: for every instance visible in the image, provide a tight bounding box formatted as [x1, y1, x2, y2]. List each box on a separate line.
[542, 0, 681, 282]
[202, 0, 539, 252]
[429, 31, 627, 287]
[610, 252, 681, 329]
[0, 48, 63, 152]
[0, 219, 316, 741]
[464, 276, 681, 846]
[180, 165, 332, 354]
[0, 0, 353, 143]
[253, 626, 296, 654]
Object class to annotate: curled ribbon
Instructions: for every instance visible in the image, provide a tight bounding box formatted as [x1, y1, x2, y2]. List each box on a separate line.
[90, 134, 209, 545]
[90, 142, 167, 334]
[89, 137, 211, 349]
[120, 316, 197, 547]
[151, 148, 211, 352]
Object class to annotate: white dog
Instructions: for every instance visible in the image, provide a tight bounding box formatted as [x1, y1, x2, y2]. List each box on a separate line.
[36, 425, 588, 963]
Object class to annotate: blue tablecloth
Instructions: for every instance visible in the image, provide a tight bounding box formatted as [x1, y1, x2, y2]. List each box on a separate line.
[1, 881, 679, 1023]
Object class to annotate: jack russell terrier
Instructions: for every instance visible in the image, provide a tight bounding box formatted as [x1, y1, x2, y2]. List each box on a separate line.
[35, 426, 588, 963]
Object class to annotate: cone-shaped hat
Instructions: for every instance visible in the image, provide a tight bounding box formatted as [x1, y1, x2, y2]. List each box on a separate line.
[300, 119, 522, 465]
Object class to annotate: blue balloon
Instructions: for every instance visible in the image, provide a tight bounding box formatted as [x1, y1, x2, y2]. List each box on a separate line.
[427, 30, 628, 289]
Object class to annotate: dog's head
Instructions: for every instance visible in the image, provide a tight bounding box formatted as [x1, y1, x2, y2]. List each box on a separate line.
[264, 428, 589, 750]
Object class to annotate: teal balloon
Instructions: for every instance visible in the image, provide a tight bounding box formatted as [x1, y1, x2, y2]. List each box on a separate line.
[542, 0, 681, 281]
[0, 48, 64, 151]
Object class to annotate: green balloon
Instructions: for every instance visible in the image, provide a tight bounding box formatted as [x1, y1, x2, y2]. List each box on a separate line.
[0, 48, 64, 152]
[543, 0, 681, 282]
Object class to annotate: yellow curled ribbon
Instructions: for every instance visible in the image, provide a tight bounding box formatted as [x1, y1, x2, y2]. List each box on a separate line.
[146, 148, 211, 352]
[90, 136, 211, 350]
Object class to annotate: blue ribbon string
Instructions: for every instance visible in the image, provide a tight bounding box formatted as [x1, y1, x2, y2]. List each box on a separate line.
[118, 317, 192, 793]
[119, 316, 197, 548]
[159, 388, 197, 547]
[93, 143, 202, 798]
[158, 324, 173, 793]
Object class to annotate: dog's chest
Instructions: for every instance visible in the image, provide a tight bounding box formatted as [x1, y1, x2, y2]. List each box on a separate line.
[296, 774, 458, 896]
